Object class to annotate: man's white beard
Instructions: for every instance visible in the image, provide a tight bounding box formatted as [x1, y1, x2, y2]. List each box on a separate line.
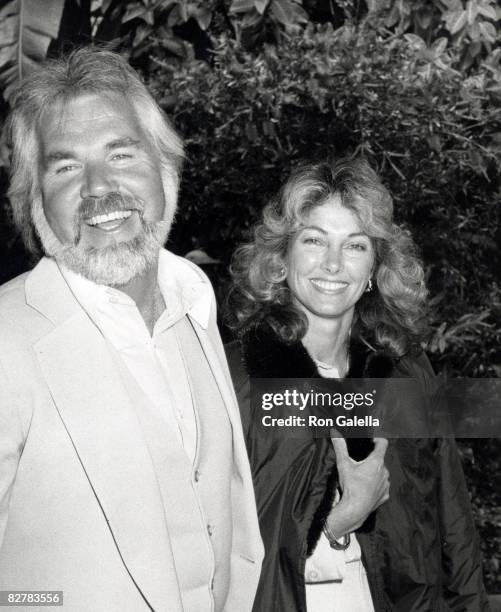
[32, 196, 171, 287]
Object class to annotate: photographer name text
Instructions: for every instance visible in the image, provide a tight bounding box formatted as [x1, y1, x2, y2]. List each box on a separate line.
[262, 415, 380, 427]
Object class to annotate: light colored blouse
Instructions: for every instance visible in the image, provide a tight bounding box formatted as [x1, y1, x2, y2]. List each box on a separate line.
[304, 359, 375, 612]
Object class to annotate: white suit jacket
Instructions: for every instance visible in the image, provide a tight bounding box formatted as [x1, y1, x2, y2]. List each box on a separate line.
[0, 254, 263, 612]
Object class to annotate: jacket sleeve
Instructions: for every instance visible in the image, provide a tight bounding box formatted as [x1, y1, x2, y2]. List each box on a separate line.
[403, 352, 490, 610]
[438, 437, 491, 611]
[0, 359, 26, 549]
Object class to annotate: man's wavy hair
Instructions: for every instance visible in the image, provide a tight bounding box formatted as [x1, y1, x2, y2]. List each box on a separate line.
[7, 46, 184, 255]
[228, 156, 428, 357]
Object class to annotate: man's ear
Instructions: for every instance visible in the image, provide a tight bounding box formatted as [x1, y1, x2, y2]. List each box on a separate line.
[161, 166, 180, 221]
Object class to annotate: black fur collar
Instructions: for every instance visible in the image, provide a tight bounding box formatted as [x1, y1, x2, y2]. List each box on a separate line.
[241, 322, 397, 380]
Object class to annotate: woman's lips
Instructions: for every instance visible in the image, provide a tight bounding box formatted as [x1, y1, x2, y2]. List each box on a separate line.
[310, 278, 348, 293]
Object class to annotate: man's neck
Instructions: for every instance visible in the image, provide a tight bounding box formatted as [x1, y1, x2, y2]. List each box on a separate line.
[113, 261, 165, 335]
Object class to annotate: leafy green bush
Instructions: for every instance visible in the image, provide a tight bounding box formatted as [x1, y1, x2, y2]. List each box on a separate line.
[152, 19, 500, 376]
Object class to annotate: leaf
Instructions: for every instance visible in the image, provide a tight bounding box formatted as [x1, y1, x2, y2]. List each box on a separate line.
[241, 9, 262, 27]
[98, 0, 114, 13]
[245, 122, 258, 142]
[254, 0, 269, 15]
[230, 0, 255, 14]
[160, 36, 187, 57]
[477, 4, 497, 21]
[427, 134, 442, 152]
[132, 23, 151, 47]
[384, 2, 401, 28]
[431, 36, 448, 55]
[290, 2, 308, 24]
[193, 6, 212, 30]
[489, 132, 501, 145]
[0, 0, 65, 101]
[123, 3, 148, 23]
[444, 9, 468, 35]
[438, 337, 446, 353]
[414, 9, 433, 30]
[262, 120, 277, 137]
[466, 0, 478, 26]
[403, 33, 426, 50]
[364, 0, 380, 12]
[270, 0, 295, 27]
[478, 21, 497, 43]
[440, 0, 463, 10]
[168, 4, 188, 26]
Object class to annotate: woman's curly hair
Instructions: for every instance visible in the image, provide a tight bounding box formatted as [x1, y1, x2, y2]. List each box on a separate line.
[226, 156, 428, 357]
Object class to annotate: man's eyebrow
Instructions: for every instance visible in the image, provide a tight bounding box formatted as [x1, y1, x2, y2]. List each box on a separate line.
[45, 150, 76, 165]
[106, 137, 142, 151]
[346, 232, 370, 238]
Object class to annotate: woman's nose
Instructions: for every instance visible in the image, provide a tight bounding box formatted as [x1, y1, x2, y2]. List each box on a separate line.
[80, 162, 117, 199]
[321, 245, 342, 274]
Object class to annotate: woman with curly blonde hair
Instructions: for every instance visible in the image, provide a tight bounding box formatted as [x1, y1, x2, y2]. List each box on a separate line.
[226, 156, 488, 612]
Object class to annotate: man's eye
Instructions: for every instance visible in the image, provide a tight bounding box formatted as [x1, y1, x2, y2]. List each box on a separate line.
[55, 165, 78, 174]
[111, 153, 133, 160]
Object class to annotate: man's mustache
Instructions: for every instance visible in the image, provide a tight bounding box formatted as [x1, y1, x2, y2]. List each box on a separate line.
[71, 192, 144, 246]
[78, 192, 143, 220]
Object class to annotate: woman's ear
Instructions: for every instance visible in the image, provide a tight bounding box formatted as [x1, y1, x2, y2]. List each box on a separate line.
[275, 262, 288, 283]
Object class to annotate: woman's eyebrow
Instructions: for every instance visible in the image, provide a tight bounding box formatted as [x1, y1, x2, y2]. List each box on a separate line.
[299, 226, 369, 238]
[299, 225, 327, 234]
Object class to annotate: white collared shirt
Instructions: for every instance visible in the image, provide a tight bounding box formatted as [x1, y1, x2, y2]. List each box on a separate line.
[59, 249, 212, 463]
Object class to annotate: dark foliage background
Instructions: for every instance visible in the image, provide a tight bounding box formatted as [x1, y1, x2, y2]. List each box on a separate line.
[0, 0, 500, 596]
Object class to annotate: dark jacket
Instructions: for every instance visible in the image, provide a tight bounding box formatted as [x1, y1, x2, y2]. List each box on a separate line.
[225, 324, 489, 612]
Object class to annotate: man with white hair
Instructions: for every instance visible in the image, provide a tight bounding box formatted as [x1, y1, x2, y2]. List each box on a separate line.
[0, 48, 263, 612]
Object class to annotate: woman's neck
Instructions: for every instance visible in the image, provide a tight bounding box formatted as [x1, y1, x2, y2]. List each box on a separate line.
[301, 314, 352, 369]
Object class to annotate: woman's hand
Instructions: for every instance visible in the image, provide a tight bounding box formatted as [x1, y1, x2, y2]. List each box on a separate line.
[324, 436, 390, 540]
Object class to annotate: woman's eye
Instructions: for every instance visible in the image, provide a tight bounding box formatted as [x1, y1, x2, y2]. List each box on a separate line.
[303, 237, 323, 246]
[346, 242, 367, 251]
[111, 153, 132, 160]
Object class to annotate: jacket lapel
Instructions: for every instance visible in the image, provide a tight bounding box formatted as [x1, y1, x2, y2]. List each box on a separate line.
[27, 258, 183, 612]
[187, 313, 264, 563]
[189, 315, 246, 458]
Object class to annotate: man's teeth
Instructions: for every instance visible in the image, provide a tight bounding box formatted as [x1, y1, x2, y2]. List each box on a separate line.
[86, 210, 132, 226]
[311, 279, 347, 290]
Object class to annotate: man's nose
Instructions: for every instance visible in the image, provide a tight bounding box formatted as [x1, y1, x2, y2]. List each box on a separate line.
[321, 245, 342, 274]
[80, 162, 117, 199]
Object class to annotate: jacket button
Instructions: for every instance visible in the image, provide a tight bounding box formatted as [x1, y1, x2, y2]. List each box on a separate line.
[308, 570, 319, 581]
[194, 469, 200, 482]
[207, 524, 214, 536]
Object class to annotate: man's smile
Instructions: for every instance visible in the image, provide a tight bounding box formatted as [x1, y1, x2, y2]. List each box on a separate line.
[84, 209, 138, 233]
[86, 210, 132, 226]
